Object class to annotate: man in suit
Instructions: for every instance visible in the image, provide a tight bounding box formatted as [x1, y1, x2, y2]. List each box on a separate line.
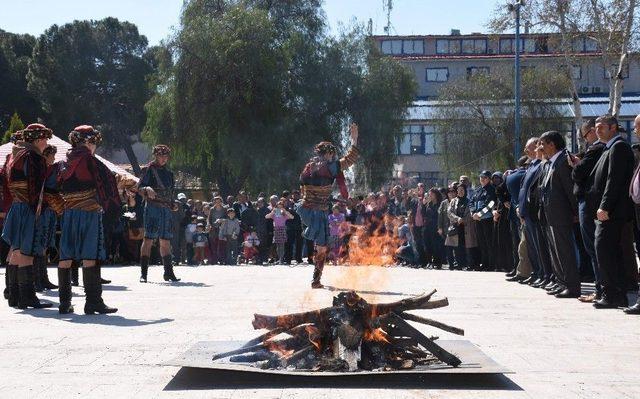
[516, 138, 542, 282]
[568, 119, 605, 302]
[538, 131, 580, 298]
[624, 114, 640, 314]
[504, 156, 528, 279]
[587, 115, 639, 308]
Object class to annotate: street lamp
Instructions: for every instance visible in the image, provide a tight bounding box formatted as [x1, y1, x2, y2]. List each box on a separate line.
[508, 0, 525, 162]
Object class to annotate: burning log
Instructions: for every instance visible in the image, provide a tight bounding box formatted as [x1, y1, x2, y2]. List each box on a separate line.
[213, 290, 464, 372]
[378, 313, 461, 367]
[400, 312, 465, 336]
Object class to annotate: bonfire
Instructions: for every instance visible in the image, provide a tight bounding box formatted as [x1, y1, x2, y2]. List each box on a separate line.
[212, 289, 464, 372]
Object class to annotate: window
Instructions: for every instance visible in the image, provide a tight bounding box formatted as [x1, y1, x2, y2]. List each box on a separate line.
[572, 38, 585, 52]
[467, 66, 490, 79]
[391, 40, 402, 55]
[403, 40, 424, 54]
[522, 38, 535, 53]
[585, 38, 598, 52]
[423, 125, 437, 154]
[461, 39, 487, 54]
[571, 65, 582, 80]
[381, 40, 392, 54]
[426, 68, 448, 82]
[462, 39, 475, 54]
[397, 125, 437, 155]
[499, 38, 513, 54]
[474, 39, 487, 53]
[448, 40, 461, 54]
[410, 125, 423, 154]
[604, 64, 629, 79]
[398, 126, 411, 154]
[436, 39, 449, 54]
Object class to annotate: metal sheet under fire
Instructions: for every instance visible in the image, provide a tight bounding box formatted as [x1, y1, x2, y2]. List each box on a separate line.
[165, 340, 511, 376]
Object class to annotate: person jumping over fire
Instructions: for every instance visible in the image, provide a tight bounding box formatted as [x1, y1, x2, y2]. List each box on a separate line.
[297, 123, 359, 289]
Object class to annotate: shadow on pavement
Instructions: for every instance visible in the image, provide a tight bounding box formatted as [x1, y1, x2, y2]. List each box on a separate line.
[17, 308, 174, 327]
[163, 367, 523, 391]
[147, 281, 211, 288]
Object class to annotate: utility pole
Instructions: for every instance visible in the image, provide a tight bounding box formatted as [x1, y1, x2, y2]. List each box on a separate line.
[509, 1, 525, 162]
[383, 0, 393, 35]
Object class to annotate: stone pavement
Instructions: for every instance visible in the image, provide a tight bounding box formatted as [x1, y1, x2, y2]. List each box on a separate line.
[0, 264, 639, 399]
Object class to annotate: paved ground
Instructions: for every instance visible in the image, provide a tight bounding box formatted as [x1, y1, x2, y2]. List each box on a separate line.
[0, 264, 638, 399]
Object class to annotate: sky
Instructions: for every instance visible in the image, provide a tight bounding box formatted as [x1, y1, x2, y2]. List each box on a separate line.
[1, 0, 499, 45]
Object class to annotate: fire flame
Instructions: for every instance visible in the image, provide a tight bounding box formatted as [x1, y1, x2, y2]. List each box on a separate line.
[344, 215, 402, 266]
[363, 328, 390, 344]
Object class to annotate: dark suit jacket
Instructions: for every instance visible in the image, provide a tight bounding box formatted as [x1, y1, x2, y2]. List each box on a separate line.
[541, 151, 578, 226]
[571, 142, 605, 199]
[518, 160, 541, 219]
[586, 137, 635, 221]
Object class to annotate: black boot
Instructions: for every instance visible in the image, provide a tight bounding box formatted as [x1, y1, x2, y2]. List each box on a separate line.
[57, 268, 74, 314]
[5, 265, 19, 307]
[3, 266, 8, 300]
[98, 264, 111, 285]
[38, 255, 58, 290]
[311, 253, 325, 289]
[162, 255, 180, 282]
[140, 256, 149, 283]
[82, 266, 117, 315]
[17, 266, 52, 309]
[71, 262, 79, 286]
[33, 256, 44, 292]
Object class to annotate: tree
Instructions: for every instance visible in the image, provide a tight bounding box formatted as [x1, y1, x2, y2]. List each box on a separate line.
[0, 30, 40, 131]
[144, 0, 416, 194]
[27, 18, 153, 174]
[2, 112, 24, 144]
[489, 0, 640, 124]
[432, 65, 572, 177]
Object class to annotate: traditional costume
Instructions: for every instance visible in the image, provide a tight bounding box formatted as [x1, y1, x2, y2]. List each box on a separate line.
[138, 144, 180, 282]
[2, 124, 53, 309]
[296, 141, 359, 288]
[57, 125, 120, 314]
[33, 145, 63, 292]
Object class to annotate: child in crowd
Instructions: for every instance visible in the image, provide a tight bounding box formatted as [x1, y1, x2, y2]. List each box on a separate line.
[265, 200, 293, 264]
[242, 229, 261, 264]
[192, 223, 208, 265]
[218, 208, 240, 265]
[327, 204, 346, 265]
[185, 215, 197, 265]
[395, 216, 416, 266]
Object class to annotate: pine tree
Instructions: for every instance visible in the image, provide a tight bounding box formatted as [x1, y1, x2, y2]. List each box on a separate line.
[2, 112, 24, 144]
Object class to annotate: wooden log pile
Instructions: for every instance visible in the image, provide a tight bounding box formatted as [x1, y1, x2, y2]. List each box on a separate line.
[212, 289, 464, 372]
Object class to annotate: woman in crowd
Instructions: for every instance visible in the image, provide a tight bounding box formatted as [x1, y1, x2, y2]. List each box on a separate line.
[439, 186, 458, 269]
[448, 184, 477, 270]
[423, 188, 443, 269]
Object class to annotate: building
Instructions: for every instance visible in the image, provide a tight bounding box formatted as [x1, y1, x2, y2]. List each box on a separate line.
[373, 31, 640, 186]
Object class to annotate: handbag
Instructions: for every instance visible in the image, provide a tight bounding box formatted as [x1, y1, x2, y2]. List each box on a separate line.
[446, 224, 458, 237]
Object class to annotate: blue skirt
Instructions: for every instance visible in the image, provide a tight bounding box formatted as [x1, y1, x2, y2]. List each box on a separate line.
[39, 208, 58, 250]
[296, 203, 329, 247]
[59, 209, 106, 261]
[144, 203, 173, 240]
[1, 202, 42, 256]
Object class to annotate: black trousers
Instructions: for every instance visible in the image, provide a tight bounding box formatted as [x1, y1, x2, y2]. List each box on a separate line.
[534, 221, 554, 280]
[595, 220, 639, 299]
[411, 226, 426, 266]
[284, 229, 303, 263]
[476, 218, 494, 270]
[546, 224, 580, 292]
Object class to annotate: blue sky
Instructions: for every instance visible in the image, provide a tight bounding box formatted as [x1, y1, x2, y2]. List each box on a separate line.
[1, 0, 498, 44]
